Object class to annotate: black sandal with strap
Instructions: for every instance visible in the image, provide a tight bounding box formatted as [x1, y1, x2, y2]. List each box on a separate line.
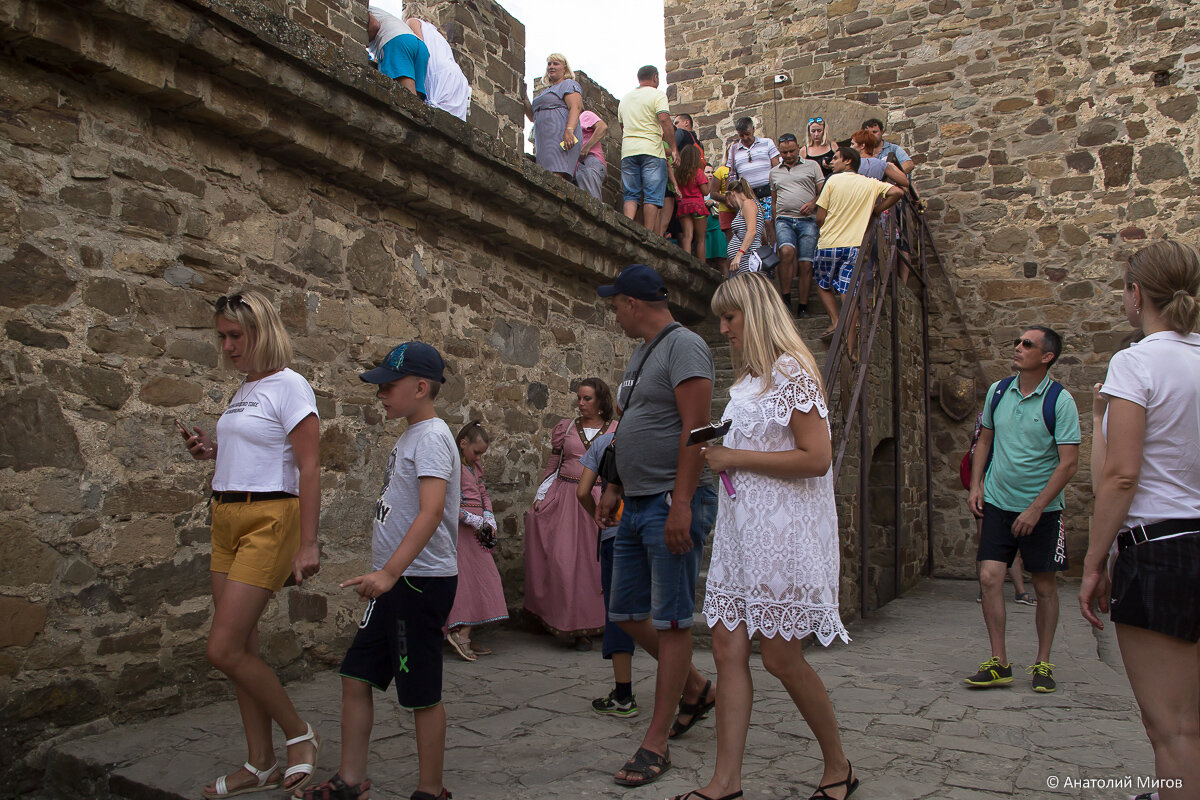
[613, 746, 671, 787]
[809, 762, 859, 800]
[668, 679, 716, 738]
[299, 773, 370, 800]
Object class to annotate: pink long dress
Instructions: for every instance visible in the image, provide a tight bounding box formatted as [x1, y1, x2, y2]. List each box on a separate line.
[447, 463, 509, 629]
[522, 417, 613, 636]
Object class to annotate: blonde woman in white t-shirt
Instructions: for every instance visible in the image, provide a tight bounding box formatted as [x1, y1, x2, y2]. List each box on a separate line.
[1081, 241, 1200, 800]
[179, 290, 322, 799]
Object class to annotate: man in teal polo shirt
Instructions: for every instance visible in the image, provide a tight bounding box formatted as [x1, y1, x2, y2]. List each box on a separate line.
[966, 326, 1080, 693]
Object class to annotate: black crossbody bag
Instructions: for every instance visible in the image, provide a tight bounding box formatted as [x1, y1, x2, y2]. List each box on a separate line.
[597, 322, 682, 485]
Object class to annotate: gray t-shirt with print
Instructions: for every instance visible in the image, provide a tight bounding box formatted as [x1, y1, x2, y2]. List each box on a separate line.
[372, 417, 461, 576]
[615, 324, 715, 497]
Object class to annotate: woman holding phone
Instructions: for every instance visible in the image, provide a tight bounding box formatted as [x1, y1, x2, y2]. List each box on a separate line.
[678, 273, 855, 800]
[179, 290, 322, 799]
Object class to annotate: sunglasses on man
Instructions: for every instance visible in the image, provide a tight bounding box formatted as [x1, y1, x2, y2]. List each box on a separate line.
[1014, 337, 1042, 350]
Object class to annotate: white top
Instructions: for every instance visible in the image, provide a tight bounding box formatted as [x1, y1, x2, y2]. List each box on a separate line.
[212, 368, 318, 494]
[1101, 331, 1200, 528]
[373, 418, 461, 576]
[703, 355, 850, 646]
[366, 6, 407, 62]
[418, 20, 471, 121]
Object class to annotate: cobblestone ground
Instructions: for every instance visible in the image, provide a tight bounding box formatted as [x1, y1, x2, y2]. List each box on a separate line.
[44, 579, 1157, 799]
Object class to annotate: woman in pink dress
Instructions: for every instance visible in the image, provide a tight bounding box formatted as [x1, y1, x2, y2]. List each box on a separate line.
[446, 421, 509, 662]
[523, 378, 616, 648]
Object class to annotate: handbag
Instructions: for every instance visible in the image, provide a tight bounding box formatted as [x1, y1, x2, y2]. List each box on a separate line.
[597, 322, 682, 486]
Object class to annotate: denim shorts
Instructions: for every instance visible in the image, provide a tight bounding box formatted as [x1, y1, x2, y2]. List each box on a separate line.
[609, 485, 718, 630]
[621, 154, 668, 207]
[600, 537, 636, 657]
[775, 217, 819, 262]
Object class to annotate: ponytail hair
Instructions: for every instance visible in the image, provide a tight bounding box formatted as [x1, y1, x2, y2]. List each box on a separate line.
[1127, 241, 1200, 335]
[456, 420, 490, 448]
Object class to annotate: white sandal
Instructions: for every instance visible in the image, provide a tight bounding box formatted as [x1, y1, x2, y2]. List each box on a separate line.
[202, 761, 280, 799]
[283, 723, 321, 793]
[447, 630, 477, 662]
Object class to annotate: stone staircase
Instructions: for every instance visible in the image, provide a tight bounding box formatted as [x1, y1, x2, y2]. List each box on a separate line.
[691, 287, 835, 645]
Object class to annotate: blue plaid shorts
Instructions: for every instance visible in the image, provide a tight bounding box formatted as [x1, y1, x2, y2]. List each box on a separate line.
[813, 247, 859, 294]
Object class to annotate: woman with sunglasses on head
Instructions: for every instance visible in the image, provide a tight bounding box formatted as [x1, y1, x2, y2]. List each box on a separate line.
[1080, 241, 1200, 800]
[725, 178, 765, 277]
[673, 272, 854, 800]
[801, 117, 835, 178]
[179, 291, 322, 799]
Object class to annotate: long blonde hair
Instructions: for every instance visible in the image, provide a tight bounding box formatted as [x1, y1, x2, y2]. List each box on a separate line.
[216, 289, 292, 373]
[805, 118, 832, 149]
[1127, 241, 1200, 335]
[545, 53, 574, 82]
[711, 273, 824, 394]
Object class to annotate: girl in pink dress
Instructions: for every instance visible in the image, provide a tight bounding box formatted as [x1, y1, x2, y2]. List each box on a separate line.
[446, 422, 509, 662]
[523, 379, 615, 648]
[674, 143, 710, 261]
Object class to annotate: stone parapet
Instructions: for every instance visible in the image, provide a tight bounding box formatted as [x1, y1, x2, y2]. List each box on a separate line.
[0, 0, 716, 773]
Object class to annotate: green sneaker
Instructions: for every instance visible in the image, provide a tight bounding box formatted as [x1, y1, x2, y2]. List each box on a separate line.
[1028, 661, 1056, 693]
[591, 690, 639, 717]
[964, 656, 1014, 687]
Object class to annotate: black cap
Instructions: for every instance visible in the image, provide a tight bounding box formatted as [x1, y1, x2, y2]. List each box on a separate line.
[359, 342, 446, 384]
[597, 264, 668, 302]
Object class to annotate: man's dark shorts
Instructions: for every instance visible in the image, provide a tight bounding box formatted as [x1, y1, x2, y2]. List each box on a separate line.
[977, 502, 1067, 573]
[339, 575, 456, 709]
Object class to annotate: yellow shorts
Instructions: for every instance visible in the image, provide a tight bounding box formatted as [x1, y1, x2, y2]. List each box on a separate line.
[210, 496, 300, 591]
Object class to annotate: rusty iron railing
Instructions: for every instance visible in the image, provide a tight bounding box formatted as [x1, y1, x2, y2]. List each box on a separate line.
[819, 194, 936, 617]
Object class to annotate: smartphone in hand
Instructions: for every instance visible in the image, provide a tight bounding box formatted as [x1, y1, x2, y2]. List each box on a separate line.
[174, 418, 192, 439]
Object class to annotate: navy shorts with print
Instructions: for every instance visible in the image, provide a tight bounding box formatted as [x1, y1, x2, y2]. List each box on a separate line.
[1111, 531, 1200, 642]
[813, 246, 859, 294]
[339, 575, 457, 709]
[977, 502, 1067, 573]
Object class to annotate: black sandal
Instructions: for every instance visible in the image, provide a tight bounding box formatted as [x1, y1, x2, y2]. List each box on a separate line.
[409, 790, 451, 800]
[670, 791, 744, 800]
[299, 773, 370, 800]
[809, 762, 859, 800]
[613, 746, 671, 787]
[668, 679, 716, 738]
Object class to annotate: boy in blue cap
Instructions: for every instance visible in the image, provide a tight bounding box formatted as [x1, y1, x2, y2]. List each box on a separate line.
[301, 342, 459, 800]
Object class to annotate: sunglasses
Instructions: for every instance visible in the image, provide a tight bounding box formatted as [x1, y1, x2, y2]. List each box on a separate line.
[809, 117, 824, 124]
[216, 294, 246, 312]
[1013, 337, 1042, 350]
[779, 134, 798, 143]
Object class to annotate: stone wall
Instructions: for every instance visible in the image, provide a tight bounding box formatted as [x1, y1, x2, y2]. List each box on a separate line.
[277, 0, 367, 52]
[0, 0, 715, 774]
[665, 0, 1200, 576]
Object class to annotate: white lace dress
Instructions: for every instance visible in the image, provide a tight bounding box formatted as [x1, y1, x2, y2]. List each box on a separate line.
[702, 355, 850, 646]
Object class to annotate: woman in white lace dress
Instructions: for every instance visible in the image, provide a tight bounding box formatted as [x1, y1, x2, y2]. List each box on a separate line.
[674, 273, 856, 800]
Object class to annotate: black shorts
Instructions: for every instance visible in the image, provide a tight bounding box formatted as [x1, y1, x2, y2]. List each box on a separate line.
[339, 575, 457, 709]
[1111, 532, 1200, 642]
[977, 503, 1068, 573]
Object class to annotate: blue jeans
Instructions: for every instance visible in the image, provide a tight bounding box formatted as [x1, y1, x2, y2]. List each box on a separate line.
[609, 485, 718, 630]
[600, 537, 635, 657]
[621, 154, 668, 207]
[775, 216, 819, 262]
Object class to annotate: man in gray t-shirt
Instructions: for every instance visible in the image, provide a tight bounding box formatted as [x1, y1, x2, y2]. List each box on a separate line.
[595, 264, 719, 786]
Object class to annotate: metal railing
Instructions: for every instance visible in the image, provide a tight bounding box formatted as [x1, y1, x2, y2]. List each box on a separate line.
[819, 194, 937, 616]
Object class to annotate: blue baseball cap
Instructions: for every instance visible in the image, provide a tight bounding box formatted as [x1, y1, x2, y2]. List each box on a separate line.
[359, 341, 446, 384]
[597, 264, 668, 302]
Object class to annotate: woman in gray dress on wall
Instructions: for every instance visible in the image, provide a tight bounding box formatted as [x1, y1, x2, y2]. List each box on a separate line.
[523, 53, 583, 181]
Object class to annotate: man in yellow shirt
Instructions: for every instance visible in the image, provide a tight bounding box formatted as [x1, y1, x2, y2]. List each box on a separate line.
[813, 147, 904, 338]
[617, 65, 678, 233]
